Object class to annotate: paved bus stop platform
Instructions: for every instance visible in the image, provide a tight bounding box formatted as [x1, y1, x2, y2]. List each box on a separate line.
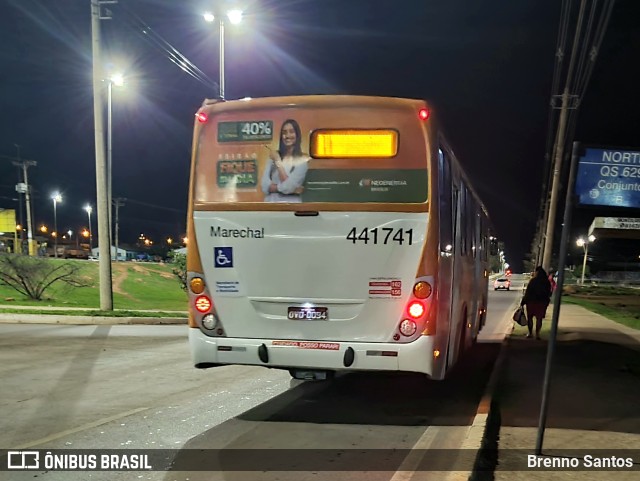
[476, 303, 640, 481]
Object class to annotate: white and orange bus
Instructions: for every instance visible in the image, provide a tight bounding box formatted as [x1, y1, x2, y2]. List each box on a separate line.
[186, 95, 490, 380]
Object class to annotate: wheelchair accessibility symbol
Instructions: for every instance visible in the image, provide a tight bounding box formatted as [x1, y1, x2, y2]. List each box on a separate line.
[214, 247, 233, 268]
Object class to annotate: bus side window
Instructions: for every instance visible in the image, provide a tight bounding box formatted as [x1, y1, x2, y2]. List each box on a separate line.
[471, 200, 478, 259]
[460, 185, 468, 256]
[481, 219, 488, 261]
[438, 147, 453, 251]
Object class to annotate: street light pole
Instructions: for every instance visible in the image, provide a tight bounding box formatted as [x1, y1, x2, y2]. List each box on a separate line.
[219, 16, 225, 99]
[20, 160, 36, 256]
[84, 205, 93, 249]
[576, 235, 595, 285]
[52, 193, 62, 258]
[204, 9, 242, 100]
[107, 78, 113, 240]
[91, 0, 114, 311]
[11, 144, 37, 256]
[581, 243, 589, 285]
[106, 74, 123, 243]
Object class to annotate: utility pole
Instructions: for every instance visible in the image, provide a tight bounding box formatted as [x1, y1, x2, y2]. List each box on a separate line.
[541, 0, 587, 272]
[15, 161, 24, 246]
[113, 197, 126, 261]
[92, 0, 113, 310]
[11, 145, 37, 256]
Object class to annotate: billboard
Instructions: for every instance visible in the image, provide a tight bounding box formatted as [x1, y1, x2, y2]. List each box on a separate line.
[0, 209, 17, 234]
[575, 148, 640, 208]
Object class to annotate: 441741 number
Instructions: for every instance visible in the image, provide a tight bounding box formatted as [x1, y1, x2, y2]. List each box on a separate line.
[346, 227, 413, 245]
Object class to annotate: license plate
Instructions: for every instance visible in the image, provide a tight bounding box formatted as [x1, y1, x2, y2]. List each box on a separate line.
[287, 306, 328, 320]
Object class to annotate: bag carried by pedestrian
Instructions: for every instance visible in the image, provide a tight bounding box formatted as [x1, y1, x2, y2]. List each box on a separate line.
[512, 306, 528, 326]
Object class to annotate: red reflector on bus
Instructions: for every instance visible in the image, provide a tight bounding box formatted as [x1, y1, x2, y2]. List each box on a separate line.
[418, 108, 430, 120]
[195, 295, 212, 313]
[196, 112, 208, 123]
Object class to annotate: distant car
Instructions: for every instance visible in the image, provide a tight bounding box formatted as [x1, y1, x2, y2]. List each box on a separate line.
[494, 277, 511, 291]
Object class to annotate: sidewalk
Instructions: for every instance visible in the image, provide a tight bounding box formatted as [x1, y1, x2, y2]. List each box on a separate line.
[478, 303, 640, 480]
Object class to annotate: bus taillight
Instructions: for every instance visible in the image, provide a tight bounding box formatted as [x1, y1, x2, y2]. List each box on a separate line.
[195, 295, 212, 313]
[407, 301, 425, 319]
[418, 108, 430, 120]
[196, 112, 208, 123]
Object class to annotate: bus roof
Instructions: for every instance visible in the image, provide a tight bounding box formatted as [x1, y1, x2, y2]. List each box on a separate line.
[199, 95, 430, 114]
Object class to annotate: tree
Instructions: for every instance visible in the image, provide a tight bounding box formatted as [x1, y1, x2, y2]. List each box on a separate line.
[573, 264, 591, 281]
[169, 251, 187, 291]
[0, 254, 89, 300]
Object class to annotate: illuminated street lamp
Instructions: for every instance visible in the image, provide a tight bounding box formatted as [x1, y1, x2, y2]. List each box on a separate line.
[51, 192, 62, 258]
[576, 234, 596, 285]
[84, 204, 93, 248]
[203, 9, 243, 99]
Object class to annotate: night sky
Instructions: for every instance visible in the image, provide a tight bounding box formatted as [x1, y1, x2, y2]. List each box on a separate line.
[1, 0, 638, 271]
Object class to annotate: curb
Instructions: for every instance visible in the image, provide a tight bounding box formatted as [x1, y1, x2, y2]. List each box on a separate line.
[0, 313, 186, 325]
[452, 307, 514, 481]
[464, 309, 515, 480]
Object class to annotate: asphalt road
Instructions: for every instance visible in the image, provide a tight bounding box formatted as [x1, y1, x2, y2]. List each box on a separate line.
[0, 284, 520, 481]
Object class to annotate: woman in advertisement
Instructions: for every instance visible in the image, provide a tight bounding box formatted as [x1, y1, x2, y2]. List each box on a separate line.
[261, 119, 309, 202]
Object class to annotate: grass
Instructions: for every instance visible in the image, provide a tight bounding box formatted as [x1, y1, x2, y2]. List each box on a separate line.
[0, 259, 187, 312]
[556, 284, 640, 330]
[0, 308, 187, 318]
[2, 261, 638, 328]
[561, 296, 640, 330]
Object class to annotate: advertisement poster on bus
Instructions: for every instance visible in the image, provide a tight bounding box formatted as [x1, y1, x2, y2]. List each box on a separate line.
[195, 107, 429, 204]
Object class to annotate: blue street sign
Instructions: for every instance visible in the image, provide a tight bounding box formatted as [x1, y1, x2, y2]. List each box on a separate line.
[575, 148, 640, 208]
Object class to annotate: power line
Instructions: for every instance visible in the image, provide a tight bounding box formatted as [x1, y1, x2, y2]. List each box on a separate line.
[536, 0, 616, 267]
[123, 197, 185, 214]
[534, 0, 573, 265]
[114, 3, 219, 93]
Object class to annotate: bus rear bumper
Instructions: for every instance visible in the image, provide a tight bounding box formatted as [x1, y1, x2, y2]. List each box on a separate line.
[189, 328, 438, 377]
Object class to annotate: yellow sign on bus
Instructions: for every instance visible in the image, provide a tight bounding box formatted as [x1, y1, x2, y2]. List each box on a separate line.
[311, 129, 398, 159]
